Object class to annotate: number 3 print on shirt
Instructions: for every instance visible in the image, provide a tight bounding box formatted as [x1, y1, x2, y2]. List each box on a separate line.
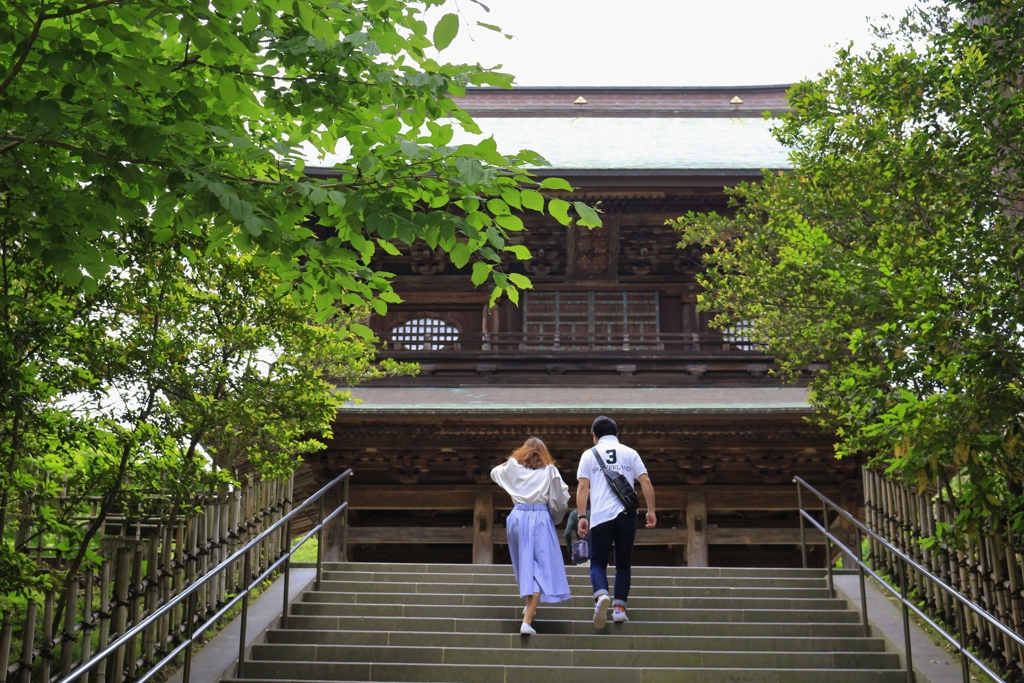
[604, 449, 617, 464]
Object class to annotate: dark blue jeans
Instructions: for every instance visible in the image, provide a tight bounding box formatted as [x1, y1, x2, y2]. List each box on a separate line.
[589, 510, 637, 607]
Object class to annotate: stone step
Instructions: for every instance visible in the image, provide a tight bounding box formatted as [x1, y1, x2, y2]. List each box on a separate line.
[254, 563, 897, 683]
[302, 591, 837, 608]
[298, 591, 847, 611]
[309, 580, 832, 598]
[317, 571, 829, 589]
[249, 643, 901, 670]
[300, 562, 831, 579]
[228, 662, 907, 683]
[282, 614, 869, 636]
[265, 628, 888, 652]
[288, 601, 860, 622]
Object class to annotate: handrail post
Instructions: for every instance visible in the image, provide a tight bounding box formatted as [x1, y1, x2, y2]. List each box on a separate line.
[341, 476, 350, 563]
[181, 591, 197, 683]
[823, 498, 833, 597]
[280, 517, 292, 630]
[898, 559, 915, 683]
[954, 598, 970, 683]
[236, 551, 251, 678]
[796, 482, 807, 569]
[315, 495, 325, 591]
[856, 526, 869, 637]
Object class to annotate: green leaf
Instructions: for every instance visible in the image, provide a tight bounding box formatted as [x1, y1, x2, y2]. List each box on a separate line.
[244, 215, 263, 236]
[471, 261, 493, 286]
[241, 8, 259, 32]
[219, 77, 238, 106]
[505, 244, 531, 260]
[351, 323, 375, 341]
[315, 290, 334, 310]
[174, 121, 206, 137]
[574, 201, 602, 228]
[455, 157, 484, 185]
[151, 204, 174, 228]
[376, 239, 401, 256]
[508, 272, 532, 289]
[548, 198, 571, 226]
[433, 13, 459, 51]
[500, 188, 522, 210]
[521, 189, 544, 212]
[539, 177, 573, 191]
[486, 198, 511, 215]
[451, 242, 471, 268]
[495, 215, 524, 231]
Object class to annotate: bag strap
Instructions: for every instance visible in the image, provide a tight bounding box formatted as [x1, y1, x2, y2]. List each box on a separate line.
[590, 446, 606, 468]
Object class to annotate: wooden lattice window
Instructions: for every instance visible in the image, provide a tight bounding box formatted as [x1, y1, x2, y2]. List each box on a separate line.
[522, 291, 659, 349]
[723, 320, 755, 350]
[390, 317, 459, 350]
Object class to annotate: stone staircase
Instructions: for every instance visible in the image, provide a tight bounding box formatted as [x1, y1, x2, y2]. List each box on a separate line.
[228, 562, 906, 683]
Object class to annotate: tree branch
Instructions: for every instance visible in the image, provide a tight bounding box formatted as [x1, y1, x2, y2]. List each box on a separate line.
[0, 12, 47, 97]
[0, 138, 25, 154]
[41, 0, 120, 19]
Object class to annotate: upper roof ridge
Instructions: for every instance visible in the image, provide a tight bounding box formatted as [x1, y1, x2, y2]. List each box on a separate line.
[456, 85, 793, 119]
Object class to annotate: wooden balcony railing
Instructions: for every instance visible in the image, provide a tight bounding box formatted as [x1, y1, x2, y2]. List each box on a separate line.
[383, 332, 762, 354]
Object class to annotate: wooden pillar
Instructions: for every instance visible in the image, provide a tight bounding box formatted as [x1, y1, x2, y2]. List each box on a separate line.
[473, 491, 494, 565]
[837, 480, 861, 569]
[321, 487, 347, 562]
[686, 491, 708, 567]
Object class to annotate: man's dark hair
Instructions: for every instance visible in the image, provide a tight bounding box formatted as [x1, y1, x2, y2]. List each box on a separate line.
[591, 415, 618, 438]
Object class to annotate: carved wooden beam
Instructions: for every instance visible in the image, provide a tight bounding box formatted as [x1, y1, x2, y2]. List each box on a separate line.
[344, 485, 846, 511]
[342, 526, 838, 546]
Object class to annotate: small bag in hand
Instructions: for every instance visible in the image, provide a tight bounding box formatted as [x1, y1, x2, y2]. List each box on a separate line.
[571, 538, 590, 564]
[591, 447, 640, 514]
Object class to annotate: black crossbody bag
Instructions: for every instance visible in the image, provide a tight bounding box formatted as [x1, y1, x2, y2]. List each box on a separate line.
[591, 446, 640, 514]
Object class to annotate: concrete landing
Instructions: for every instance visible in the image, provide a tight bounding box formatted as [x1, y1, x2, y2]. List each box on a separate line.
[834, 573, 965, 683]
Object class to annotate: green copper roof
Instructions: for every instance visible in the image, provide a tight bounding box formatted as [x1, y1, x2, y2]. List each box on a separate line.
[338, 387, 810, 415]
[452, 117, 791, 171]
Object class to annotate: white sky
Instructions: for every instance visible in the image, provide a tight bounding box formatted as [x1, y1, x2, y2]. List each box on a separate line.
[428, 0, 919, 87]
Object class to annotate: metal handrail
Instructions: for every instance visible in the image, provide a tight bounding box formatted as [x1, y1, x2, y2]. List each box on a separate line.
[794, 476, 1024, 683]
[55, 469, 353, 683]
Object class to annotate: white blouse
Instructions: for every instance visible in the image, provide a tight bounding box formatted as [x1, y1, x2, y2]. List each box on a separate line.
[490, 459, 571, 524]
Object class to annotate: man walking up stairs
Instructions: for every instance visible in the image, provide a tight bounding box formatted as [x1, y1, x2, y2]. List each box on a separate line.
[226, 561, 907, 683]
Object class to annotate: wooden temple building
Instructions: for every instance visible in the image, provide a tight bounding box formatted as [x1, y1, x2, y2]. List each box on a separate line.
[304, 86, 863, 567]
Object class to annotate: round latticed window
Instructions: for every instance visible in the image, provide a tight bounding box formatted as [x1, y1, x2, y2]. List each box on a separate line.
[390, 317, 459, 350]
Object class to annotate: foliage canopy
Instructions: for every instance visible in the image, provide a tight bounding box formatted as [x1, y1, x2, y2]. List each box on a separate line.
[673, 0, 1024, 545]
[0, 0, 597, 601]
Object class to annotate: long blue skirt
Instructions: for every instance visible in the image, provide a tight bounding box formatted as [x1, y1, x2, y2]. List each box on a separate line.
[506, 503, 572, 603]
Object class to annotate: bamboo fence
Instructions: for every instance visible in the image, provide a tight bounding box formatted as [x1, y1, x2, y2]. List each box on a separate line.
[1, 473, 293, 683]
[863, 468, 1024, 680]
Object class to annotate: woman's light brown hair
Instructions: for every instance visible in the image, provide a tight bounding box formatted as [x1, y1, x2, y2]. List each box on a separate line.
[509, 437, 555, 469]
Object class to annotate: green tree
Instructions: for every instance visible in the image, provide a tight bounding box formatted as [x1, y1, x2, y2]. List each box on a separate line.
[2, 225, 410, 612]
[0, 0, 597, 308]
[2, 0, 602, 600]
[673, 0, 1024, 545]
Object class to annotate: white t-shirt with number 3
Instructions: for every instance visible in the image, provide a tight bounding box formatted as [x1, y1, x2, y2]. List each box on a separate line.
[576, 435, 648, 530]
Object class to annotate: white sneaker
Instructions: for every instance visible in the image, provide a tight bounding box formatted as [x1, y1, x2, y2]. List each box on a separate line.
[520, 622, 536, 635]
[612, 608, 629, 623]
[593, 594, 611, 629]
